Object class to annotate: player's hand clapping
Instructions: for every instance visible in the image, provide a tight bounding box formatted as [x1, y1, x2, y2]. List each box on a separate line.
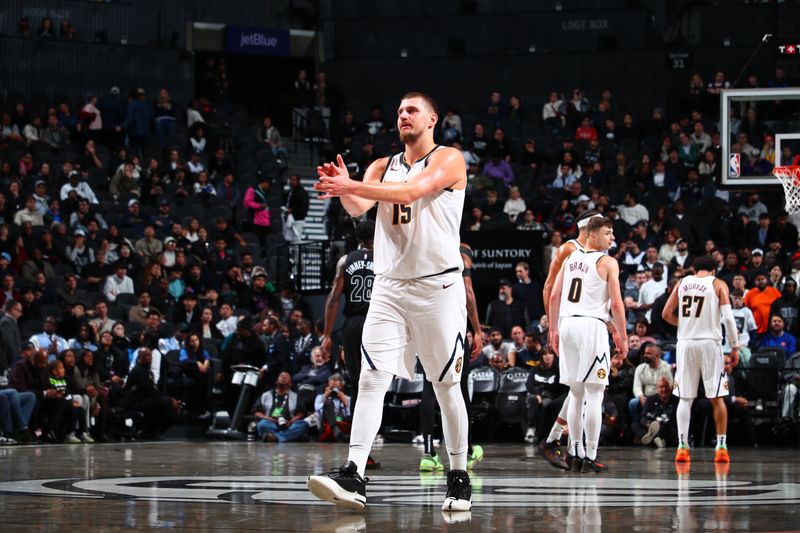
[315, 154, 354, 199]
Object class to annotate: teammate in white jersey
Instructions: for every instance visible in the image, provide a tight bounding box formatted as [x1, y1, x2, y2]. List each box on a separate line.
[549, 217, 627, 473]
[308, 92, 472, 512]
[539, 210, 624, 471]
[661, 256, 740, 464]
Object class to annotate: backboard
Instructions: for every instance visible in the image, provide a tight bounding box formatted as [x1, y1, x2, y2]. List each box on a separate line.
[719, 87, 800, 188]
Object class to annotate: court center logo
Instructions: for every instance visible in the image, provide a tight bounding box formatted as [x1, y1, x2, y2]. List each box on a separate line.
[1, 476, 800, 507]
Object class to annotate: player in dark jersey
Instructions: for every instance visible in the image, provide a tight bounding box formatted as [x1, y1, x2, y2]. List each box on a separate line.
[418, 243, 484, 471]
[322, 220, 380, 469]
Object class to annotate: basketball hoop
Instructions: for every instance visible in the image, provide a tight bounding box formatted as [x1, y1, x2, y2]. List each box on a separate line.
[773, 166, 800, 215]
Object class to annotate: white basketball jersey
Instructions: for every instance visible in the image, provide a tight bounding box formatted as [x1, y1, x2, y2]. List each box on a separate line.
[374, 146, 465, 279]
[559, 249, 609, 321]
[677, 275, 721, 341]
[566, 238, 585, 252]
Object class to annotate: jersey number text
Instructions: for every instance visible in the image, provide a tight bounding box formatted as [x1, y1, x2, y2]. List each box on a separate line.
[681, 295, 705, 318]
[392, 204, 412, 225]
[567, 278, 582, 303]
[350, 274, 374, 303]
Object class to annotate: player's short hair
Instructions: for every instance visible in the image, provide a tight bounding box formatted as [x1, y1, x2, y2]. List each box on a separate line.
[401, 92, 439, 115]
[692, 255, 718, 273]
[731, 289, 744, 298]
[576, 209, 601, 224]
[586, 216, 613, 233]
[356, 220, 375, 244]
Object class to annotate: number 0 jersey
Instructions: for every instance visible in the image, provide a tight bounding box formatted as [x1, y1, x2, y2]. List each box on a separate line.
[677, 274, 721, 342]
[343, 248, 374, 317]
[374, 146, 465, 279]
[559, 249, 609, 321]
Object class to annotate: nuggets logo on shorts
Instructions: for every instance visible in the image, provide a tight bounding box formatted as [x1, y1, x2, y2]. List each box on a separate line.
[724, 381, 729, 391]
[455, 356, 463, 374]
[673, 380, 679, 390]
[596, 368, 606, 380]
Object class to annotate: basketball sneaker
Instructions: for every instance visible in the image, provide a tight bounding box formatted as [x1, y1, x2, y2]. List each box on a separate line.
[674, 446, 691, 463]
[641, 421, 660, 446]
[714, 446, 730, 463]
[580, 457, 608, 473]
[538, 440, 570, 470]
[467, 444, 484, 470]
[366, 455, 381, 470]
[420, 453, 444, 472]
[525, 427, 536, 444]
[567, 453, 583, 472]
[441, 470, 472, 511]
[307, 461, 368, 510]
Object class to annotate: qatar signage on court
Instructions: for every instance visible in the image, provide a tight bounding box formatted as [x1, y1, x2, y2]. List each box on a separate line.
[226, 26, 289, 56]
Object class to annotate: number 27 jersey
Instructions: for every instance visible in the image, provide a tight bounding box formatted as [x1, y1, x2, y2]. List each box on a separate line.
[559, 249, 609, 321]
[677, 274, 721, 342]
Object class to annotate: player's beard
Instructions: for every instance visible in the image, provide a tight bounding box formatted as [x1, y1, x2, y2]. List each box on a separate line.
[399, 129, 420, 144]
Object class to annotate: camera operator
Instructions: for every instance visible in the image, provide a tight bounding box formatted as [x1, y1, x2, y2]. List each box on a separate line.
[252, 371, 308, 443]
[634, 377, 678, 448]
[315, 373, 351, 442]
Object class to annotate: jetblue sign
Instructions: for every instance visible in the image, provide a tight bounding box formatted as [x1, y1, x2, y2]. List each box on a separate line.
[226, 26, 289, 56]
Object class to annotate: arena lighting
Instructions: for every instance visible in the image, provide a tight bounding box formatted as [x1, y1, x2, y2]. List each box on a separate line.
[400, 48, 408, 58]
[723, 37, 731, 47]
[554, 2, 562, 11]
[528, 44, 537, 53]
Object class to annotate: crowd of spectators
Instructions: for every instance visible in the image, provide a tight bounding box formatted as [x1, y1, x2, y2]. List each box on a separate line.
[0, 65, 798, 446]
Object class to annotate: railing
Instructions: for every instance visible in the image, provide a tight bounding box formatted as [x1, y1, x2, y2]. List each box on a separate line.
[275, 239, 345, 292]
[291, 107, 330, 165]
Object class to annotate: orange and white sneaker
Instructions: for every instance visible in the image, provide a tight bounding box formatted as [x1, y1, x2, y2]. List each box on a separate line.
[674, 446, 691, 463]
[714, 446, 730, 463]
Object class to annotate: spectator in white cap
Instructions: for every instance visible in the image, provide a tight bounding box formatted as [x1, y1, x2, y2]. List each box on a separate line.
[162, 237, 177, 267]
[59, 171, 98, 204]
[103, 262, 134, 303]
[32, 180, 49, 215]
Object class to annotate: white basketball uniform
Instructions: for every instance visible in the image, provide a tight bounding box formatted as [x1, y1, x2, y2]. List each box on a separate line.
[558, 249, 611, 385]
[566, 238, 584, 252]
[673, 275, 728, 399]
[361, 146, 467, 383]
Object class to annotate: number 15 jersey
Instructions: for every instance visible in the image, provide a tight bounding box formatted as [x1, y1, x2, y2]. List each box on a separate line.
[374, 147, 465, 280]
[559, 249, 609, 322]
[677, 274, 721, 342]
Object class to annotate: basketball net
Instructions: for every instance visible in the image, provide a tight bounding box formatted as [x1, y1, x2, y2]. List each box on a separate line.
[774, 166, 800, 215]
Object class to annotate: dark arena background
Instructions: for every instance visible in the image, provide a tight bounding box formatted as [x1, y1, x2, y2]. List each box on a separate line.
[1, 1, 800, 531]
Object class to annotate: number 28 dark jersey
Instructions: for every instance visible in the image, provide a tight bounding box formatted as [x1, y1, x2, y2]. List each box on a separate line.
[343, 249, 374, 317]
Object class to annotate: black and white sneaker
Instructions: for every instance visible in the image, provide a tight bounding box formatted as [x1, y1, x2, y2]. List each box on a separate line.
[307, 461, 368, 510]
[441, 470, 472, 511]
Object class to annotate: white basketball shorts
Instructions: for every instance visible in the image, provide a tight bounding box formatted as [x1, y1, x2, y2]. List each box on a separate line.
[558, 316, 611, 386]
[361, 271, 467, 383]
[673, 339, 728, 399]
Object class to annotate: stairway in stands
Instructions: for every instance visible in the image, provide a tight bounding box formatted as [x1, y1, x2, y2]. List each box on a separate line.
[284, 141, 328, 242]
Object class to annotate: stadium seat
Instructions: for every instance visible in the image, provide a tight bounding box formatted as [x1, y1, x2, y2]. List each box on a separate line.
[383, 372, 425, 440]
[494, 368, 530, 439]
